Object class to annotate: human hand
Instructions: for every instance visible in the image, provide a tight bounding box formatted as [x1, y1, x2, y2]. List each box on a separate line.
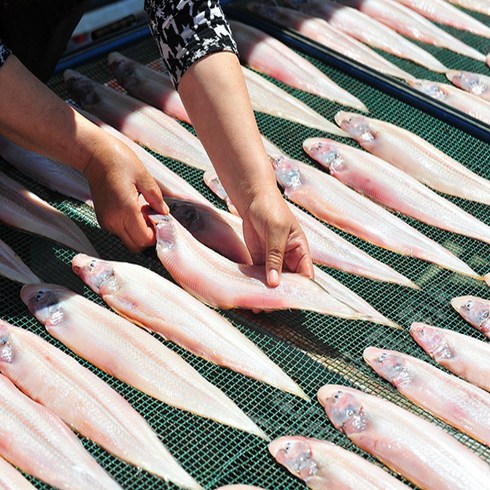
[83, 137, 168, 252]
[240, 185, 313, 287]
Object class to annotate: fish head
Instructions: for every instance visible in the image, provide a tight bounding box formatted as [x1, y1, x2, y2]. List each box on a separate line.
[268, 436, 318, 480]
[149, 214, 177, 252]
[64, 69, 100, 107]
[108, 52, 139, 90]
[406, 80, 447, 101]
[303, 138, 344, 172]
[363, 347, 411, 388]
[20, 284, 66, 328]
[451, 295, 490, 328]
[334, 111, 374, 142]
[446, 71, 486, 96]
[271, 156, 305, 191]
[409, 322, 453, 362]
[203, 170, 228, 202]
[0, 320, 13, 363]
[71, 254, 116, 296]
[317, 385, 367, 435]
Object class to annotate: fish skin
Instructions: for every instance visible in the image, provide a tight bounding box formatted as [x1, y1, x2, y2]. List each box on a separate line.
[269, 435, 410, 489]
[215, 486, 265, 490]
[247, 3, 416, 81]
[451, 295, 490, 338]
[364, 346, 490, 447]
[342, 0, 486, 61]
[446, 0, 490, 15]
[0, 238, 40, 284]
[71, 253, 306, 399]
[446, 71, 490, 101]
[0, 318, 201, 489]
[0, 456, 37, 490]
[318, 384, 490, 489]
[0, 171, 98, 257]
[304, 137, 490, 245]
[0, 373, 121, 490]
[150, 213, 367, 320]
[20, 282, 266, 439]
[272, 155, 480, 279]
[283, 0, 448, 73]
[64, 69, 213, 171]
[335, 111, 490, 205]
[410, 322, 490, 392]
[406, 79, 490, 125]
[228, 20, 368, 111]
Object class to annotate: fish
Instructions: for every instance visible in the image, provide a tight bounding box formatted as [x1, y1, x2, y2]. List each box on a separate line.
[282, 0, 448, 73]
[71, 253, 306, 399]
[0, 456, 37, 490]
[410, 322, 490, 392]
[304, 137, 490, 244]
[395, 0, 490, 38]
[0, 171, 98, 256]
[215, 486, 265, 490]
[0, 135, 93, 206]
[20, 282, 266, 438]
[272, 155, 480, 279]
[228, 20, 368, 111]
[364, 346, 490, 447]
[451, 295, 490, 338]
[342, 0, 486, 61]
[318, 384, 490, 489]
[150, 213, 368, 320]
[247, 4, 416, 81]
[64, 69, 213, 171]
[406, 79, 490, 125]
[0, 318, 201, 489]
[269, 435, 410, 489]
[0, 238, 40, 284]
[334, 111, 490, 205]
[446, 0, 490, 15]
[446, 70, 490, 101]
[0, 373, 121, 489]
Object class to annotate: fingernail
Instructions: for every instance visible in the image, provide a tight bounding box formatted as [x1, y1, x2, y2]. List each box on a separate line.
[268, 268, 279, 287]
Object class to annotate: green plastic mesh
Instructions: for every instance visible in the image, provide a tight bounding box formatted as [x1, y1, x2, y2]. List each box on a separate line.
[1, 5, 489, 489]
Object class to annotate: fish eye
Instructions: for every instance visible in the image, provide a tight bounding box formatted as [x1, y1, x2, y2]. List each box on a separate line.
[464, 300, 473, 310]
[35, 290, 45, 302]
[89, 260, 97, 268]
[334, 390, 343, 400]
[377, 352, 387, 363]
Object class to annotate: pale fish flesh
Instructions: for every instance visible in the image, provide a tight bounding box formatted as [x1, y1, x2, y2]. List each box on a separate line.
[406, 79, 490, 125]
[410, 322, 490, 392]
[228, 20, 368, 111]
[342, 0, 486, 61]
[395, 0, 490, 38]
[318, 384, 490, 489]
[0, 318, 201, 489]
[283, 0, 447, 72]
[150, 213, 367, 320]
[269, 435, 410, 489]
[0, 373, 121, 489]
[364, 346, 490, 447]
[304, 137, 490, 244]
[272, 155, 480, 279]
[451, 295, 490, 338]
[446, 71, 490, 101]
[335, 111, 490, 204]
[70, 253, 306, 399]
[0, 171, 98, 256]
[247, 4, 416, 81]
[215, 486, 265, 490]
[0, 238, 40, 284]
[64, 69, 213, 171]
[447, 0, 490, 15]
[0, 135, 93, 206]
[0, 456, 37, 490]
[20, 283, 266, 438]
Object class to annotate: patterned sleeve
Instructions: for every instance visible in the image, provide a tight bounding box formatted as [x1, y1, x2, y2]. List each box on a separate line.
[144, 0, 239, 88]
[0, 39, 12, 68]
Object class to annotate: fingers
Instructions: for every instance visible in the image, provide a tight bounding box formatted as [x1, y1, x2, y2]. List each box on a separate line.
[137, 173, 169, 215]
[265, 221, 289, 287]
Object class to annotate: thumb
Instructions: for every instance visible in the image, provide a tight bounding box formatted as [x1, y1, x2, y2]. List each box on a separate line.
[266, 228, 288, 288]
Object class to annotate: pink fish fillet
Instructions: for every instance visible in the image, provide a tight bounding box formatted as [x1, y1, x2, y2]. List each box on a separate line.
[149, 214, 367, 320]
[228, 20, 368, 111]
[304, 137, 490, 244]
[272, 155, 480, 279]
[364, 346, 490, 447]
[395, 0, 490, 38]
[0, 171, 98, 256]
[335, 111, 490, 205]
[406, 79, 490, 125]
[64, 69, 213, 171]
[0, 318, 201, 488]
[269, 435, 410, 489]
[446, 70, 490, 101]
[447, 0, 490, 15]
[342, 0, 486, 61]
[247, 4, 416, 81]
[0, 456, 36, 490]
[451, 295, 490, 338]
[20, 283, 265, 439]
[318, 384, 490, 489]
[410, 322, 490, 392]
[282, 0, 447, 72]
[0, 238, 40, 284]
[0, 373, 121, 489]
[70, 253, 306, 399]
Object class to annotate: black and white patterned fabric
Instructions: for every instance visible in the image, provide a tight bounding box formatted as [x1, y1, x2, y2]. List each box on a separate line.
[145, 0, 238, 88]
[0, 40, 11, 67]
